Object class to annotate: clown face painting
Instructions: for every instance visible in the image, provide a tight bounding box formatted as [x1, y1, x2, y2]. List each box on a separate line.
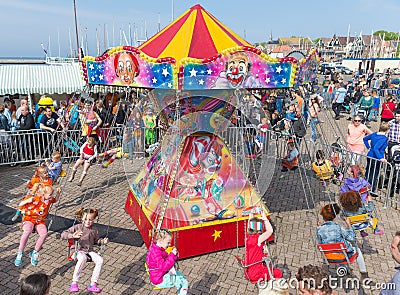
[225, 52, 250, 88]
[114, 51, 140, 85]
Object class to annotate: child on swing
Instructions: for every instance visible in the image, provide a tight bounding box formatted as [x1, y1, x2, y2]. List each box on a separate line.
[281, 140, 299, 172]
[61, 207, 108, 293]
[340, 165, 371, 203]
[45, 151, 63, 182]
[245, 210, 282, 282]
[68, 136, 98, 186]
[13, 166, 53, 222]
[339, 191, 384, 237]
[146, 228, 188, 295]
[27, 165, 53, 189]
[14, 184, 61, 267]
[311, 150, 334, 183]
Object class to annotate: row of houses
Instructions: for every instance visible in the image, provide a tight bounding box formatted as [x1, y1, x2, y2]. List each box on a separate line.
[257, 35, 399, 61]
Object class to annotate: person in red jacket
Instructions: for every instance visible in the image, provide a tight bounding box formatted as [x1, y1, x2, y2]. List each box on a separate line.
[146, 228, 188, 294]
[244, 210, 283, 282]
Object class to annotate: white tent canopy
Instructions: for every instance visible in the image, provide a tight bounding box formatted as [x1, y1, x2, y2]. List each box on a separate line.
[0, 63, 85, 95]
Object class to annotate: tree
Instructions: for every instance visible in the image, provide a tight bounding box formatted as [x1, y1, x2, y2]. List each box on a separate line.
[373, 30, 399, 41]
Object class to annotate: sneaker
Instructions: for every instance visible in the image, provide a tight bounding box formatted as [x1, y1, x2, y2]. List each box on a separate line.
[14, 250, 23, 267]
[87, 283, 101, 293]
[374, 229, 384, 235]
[281, 167, 288, 172]
[30, 250, 39, 266]
[360, 231, 369, 237]
[11, 210, 21, 222]
[69, 283, 79, 293]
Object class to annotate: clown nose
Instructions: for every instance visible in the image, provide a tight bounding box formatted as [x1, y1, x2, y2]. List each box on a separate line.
[232, 68, 239, 75]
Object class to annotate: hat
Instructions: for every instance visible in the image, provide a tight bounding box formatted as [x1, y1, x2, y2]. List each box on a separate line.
[249, 219, 264, 232]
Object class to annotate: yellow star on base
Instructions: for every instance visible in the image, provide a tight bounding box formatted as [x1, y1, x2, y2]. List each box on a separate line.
[129, 198, 132, 206]
[138, 216, 141, 226]
[148, 229, 152, 239]
[211, 230, 222, 242]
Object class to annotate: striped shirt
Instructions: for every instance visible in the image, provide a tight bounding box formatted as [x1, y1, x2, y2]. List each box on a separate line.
[388, 119, 400, 143]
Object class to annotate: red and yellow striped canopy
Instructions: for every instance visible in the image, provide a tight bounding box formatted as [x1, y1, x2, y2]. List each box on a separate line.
[139, 4, 252, 62]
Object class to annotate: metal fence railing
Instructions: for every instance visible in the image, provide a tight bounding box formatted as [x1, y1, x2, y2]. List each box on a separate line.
[1, 125, 399, 210]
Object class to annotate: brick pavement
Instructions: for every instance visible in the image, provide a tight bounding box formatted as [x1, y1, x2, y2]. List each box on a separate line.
[0, 110, 399, 295]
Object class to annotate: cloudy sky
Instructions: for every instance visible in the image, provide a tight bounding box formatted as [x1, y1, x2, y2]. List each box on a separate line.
[0, 0, 399, 57]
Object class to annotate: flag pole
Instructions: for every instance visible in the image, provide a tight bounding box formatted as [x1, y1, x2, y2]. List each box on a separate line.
[73, 0, 80, 60]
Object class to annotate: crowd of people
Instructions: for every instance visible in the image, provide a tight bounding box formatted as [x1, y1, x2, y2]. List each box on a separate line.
[4, 75, 400, 293]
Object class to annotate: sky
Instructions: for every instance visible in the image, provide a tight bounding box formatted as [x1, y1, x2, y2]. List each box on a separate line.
[1, 0, 400, 58]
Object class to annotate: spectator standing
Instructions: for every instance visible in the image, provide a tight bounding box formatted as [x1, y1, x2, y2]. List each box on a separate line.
[368, 90, 381, 122]
[363, 122, 389, 193]
[381, 96, 396, 123]
[0, 104, 10, 131]
[380, 232, 400, 295]
[18, 106, 36, 160]
[308, 95, 320, 142]
[16, 99, 28, 121]
[387, 111, 400, 160]
[332, 83, 346, 120]
[39, 106, 65, 158]
[4, 100, 12, 127]
[346, 115, 372, 164]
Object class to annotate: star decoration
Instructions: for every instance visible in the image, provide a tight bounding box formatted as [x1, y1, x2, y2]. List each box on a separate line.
[99, 74, 104, 81]
[189, 68, 198, 77]
[148, 229, 152, 239]
[199, 79, 205, 85]
[162, 68, 169, 77]
[91, 76, 95, 82]
[129, 198, 132, 206]
[138, 216, 141, 226]
[284, 67, 288, 72]
[274, 81, 278, 86]
[211, 229, 222, 242]
[207, 69, 212, 75]
[89, 64, 94, 70]
[281, 78, 287, 84]
[276, 66, 282, 73]
[152, 77, 158, 84]
[168, 82, 172, 88]
[265, 77, 270, 83]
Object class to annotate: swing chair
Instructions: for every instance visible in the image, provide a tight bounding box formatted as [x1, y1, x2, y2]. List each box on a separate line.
[347, 214, 378, 232]
[317, 242, 358, 266]
[53, 169, 67, 185]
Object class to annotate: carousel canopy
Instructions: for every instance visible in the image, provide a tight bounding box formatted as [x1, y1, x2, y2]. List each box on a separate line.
[139, 4, 252, 61]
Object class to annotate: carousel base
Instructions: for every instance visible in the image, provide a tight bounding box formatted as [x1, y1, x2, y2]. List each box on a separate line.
[125, 190, 273, 259]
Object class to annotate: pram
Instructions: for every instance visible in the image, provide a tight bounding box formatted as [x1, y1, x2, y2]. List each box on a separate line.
[388, 145, 400, 196]
[356, 107, 369, 124]
[329, 140, 347, 183]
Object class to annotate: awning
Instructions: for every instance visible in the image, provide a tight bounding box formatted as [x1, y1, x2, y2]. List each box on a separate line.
[0, 63, 85, 95]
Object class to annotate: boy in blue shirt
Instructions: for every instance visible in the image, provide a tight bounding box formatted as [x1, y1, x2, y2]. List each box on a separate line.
[368, 90, 380, 122]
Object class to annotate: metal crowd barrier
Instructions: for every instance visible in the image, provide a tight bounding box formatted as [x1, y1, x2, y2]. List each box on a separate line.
[1, 125, 399, 209]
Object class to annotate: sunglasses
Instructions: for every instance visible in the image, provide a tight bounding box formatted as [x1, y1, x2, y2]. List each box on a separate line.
[353, 120, 362, 122]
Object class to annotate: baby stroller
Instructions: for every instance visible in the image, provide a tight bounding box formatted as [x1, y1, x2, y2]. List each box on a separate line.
[329, 140, 347, 183]
[356, 106, 369, 124]
[388, 145, 400, 196]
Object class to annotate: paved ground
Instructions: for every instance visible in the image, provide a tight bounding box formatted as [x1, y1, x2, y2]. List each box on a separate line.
[0, 109, 399, 295]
